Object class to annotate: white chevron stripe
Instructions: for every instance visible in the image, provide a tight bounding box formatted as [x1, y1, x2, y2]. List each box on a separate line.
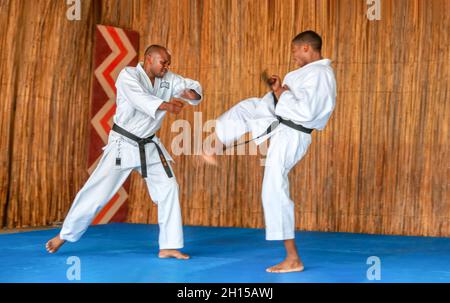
[115, 28, 137, 74]
[94, 25, 119, 99]
[91, 97, 115, 144]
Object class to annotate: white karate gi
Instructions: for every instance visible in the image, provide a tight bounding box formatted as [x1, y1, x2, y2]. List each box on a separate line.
[216, 59, 336, 240]
[60, 62, 203, 249]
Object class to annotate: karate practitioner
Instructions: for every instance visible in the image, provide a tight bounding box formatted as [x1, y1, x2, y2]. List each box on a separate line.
[46, 45, 203, 259]
[210, 31, 336, 272]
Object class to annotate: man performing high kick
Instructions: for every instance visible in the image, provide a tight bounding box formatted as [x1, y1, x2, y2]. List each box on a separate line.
[46, 45, 202, 260]
[210, 31, 336, 272]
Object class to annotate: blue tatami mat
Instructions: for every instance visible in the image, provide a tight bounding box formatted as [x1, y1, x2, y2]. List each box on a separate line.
[1, 223, 449, 283]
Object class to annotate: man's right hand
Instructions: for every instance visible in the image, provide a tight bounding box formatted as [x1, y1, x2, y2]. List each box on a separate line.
[158, 99, 185, 114]
[269, 75, 282, 91]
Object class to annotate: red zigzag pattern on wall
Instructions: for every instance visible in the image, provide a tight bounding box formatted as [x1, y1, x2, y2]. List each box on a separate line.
[89, 25, 139, 225]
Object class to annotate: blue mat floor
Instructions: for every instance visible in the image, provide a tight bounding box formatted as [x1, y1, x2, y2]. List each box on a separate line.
[0, 223, 449, 283]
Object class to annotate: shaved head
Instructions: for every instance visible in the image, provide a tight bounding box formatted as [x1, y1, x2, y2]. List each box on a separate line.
[144, 45, 170, 57]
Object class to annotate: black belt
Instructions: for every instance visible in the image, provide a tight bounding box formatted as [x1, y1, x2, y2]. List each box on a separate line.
[276, 116, 314, 134]
[111, 124, 173, 178]
[273, 91, 313, 134]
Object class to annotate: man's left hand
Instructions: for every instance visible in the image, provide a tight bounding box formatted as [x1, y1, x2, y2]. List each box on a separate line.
[180, 89, 201, 100]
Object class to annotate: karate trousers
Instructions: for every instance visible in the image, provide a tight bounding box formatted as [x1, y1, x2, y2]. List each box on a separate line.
[262, 124, 311, 241]
[59, 147, 183, 250]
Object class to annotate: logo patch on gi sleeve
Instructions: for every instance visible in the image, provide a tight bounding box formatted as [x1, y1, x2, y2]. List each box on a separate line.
[160, 81, 170, 89]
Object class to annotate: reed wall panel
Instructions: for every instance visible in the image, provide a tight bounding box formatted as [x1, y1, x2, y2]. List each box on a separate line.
[0, 0, 448, 237]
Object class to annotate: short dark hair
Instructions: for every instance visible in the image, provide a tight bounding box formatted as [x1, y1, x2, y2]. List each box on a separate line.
[292, 30, 322, 52]
[144, 44, 168, 57]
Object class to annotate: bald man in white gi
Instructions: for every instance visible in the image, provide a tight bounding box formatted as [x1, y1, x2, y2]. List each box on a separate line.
[46, 45, 202, 259]
[211, 31, 336, 272]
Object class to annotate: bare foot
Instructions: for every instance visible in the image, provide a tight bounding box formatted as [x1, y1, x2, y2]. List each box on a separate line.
[46, 235, 66, 253]
[201, 153, 218, 166]
[266, 258, 304, 273]
[200, 139, 224, 166]
[158, 249, 190, 260]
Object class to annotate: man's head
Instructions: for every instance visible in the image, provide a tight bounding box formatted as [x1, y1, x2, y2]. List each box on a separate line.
[291, 30, 322, 67]
[143, 45, 171, 78]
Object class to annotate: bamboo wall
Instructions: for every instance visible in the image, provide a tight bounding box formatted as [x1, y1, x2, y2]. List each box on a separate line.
[1, 0, 448, 237]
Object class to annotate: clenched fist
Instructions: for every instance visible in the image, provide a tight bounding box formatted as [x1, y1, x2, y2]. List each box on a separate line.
[158, 99, 185, 114]
[269, 75, 289, 99]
